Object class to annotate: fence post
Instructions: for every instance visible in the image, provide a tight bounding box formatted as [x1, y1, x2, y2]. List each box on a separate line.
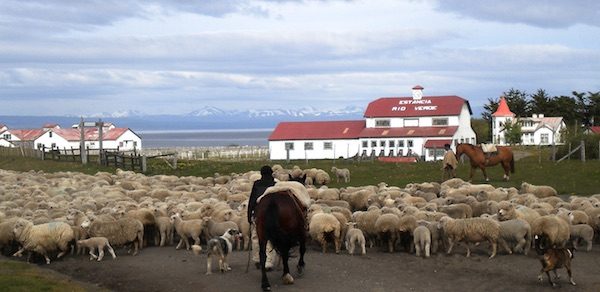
[581, 140, 586, 162]
[142, 156, 147, 172]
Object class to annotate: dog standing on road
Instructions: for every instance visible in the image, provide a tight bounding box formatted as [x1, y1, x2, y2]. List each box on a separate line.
[534, 235, 576, 287]
[206, 228, 241, 275]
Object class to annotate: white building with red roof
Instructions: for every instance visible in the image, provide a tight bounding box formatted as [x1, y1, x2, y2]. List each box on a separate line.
[0, 123, 141, 151]
[492, 97, 565, 145]
[269, 86, 477, 161]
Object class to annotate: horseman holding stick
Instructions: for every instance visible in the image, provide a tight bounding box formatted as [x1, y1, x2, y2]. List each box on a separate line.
[248, 165, 277, 271]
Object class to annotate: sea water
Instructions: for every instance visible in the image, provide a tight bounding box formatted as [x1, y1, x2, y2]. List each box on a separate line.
[138, 129, 271, 148]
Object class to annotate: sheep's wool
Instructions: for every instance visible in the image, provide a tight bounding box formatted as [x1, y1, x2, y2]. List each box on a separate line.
[258, 181, 311, 207]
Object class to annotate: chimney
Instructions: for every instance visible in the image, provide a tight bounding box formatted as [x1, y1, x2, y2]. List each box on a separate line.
[412, 85, 424, 100]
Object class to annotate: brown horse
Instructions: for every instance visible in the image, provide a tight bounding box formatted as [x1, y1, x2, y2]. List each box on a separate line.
[254, 189, 307, 291]
[455, 143, 515, 182]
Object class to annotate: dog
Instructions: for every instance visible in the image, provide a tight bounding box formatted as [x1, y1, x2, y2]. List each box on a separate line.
[206, 228, 241, 275]
[534, 235, 576, 287]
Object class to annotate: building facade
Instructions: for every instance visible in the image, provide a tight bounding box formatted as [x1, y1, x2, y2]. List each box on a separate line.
[491, 97, 566, 145]
[269, 86, 477, 161]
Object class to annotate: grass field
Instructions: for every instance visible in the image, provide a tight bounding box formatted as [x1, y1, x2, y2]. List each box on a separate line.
[1, 151, 599, 195]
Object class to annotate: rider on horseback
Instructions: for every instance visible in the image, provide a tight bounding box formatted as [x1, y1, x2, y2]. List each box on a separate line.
[248, 165, 277, 270]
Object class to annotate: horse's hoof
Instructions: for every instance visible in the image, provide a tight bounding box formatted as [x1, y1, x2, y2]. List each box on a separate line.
[282, 273, 294, 285]
[297, 265, 304, 277]
[262, 284, 271, 291]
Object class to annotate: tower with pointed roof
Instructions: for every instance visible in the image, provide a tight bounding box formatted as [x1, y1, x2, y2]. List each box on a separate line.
[491, 96, 515, 145]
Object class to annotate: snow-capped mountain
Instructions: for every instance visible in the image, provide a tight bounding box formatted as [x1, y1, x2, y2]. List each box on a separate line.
[187, 106, 364, 118]
[86, 110, 145, 118]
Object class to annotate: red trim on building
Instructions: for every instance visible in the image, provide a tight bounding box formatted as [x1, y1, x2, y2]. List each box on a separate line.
[590, 126, 600, 134]
[269, 120, 365, 141]
[364, 96, 470, 118]
[424, 139, 452, 148]
[492, 96, 515, 117]
[359, 126, 457, 138]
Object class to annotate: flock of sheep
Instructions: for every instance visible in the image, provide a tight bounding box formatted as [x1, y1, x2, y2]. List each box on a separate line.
[0, 165, 599, 278]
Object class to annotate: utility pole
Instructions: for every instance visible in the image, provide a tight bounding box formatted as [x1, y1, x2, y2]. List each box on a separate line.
[97, 119, 104, 165]
[80, 117, 87, 164]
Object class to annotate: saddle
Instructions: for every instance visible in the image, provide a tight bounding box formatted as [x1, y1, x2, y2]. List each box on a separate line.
[480, 143, 498, 164]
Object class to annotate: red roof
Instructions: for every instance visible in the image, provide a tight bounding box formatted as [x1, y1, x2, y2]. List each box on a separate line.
[52, 128, 130, 141]
[269, 120, 365, 141]
[359, 126, 457, 138]
[424, 139, 452, 148]
[590, 126, 600, 134]
[10, 129, 47, 141]
[364, 96, 471, 118]
[492, 96, 515, 117]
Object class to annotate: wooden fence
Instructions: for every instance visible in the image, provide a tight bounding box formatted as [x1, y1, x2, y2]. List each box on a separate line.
[142, 146, 270, 160]
[101, 150, 146, 172]
[0, 146, 43, 159]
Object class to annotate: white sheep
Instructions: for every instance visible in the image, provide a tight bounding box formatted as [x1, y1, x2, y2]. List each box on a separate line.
[496, 219, 531, 255]
[309, 212, 341, 253]
[413, 224, 431, 258]
[12, 219, 74, 264]
[331, 167, 350, 183]
[531, 215, 570, 248]
[77, 237, 117, 261]
[439, 216, 500, 258]
[374, 213, 400, 253]
[82, 217, 144, 256]
[569, 224, 594, 251]
[201, 217, 239, 244]
[344, 222, 366, 255]
[520, 182, 557, 198]
[170, 213, 204, 250]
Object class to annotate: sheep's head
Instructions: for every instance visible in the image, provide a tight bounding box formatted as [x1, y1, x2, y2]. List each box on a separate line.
[12, 219, 29, 237]
[80, 218, 91, 228]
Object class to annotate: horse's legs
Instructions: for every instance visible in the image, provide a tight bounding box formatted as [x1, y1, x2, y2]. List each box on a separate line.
[297, 236, 306, 276]
[502, 162, 510, 181]
[281, 247, 294, 285]
[469, 166, 475, 182]
[480, 165, 489, 182]
[259, 239, 271, 291]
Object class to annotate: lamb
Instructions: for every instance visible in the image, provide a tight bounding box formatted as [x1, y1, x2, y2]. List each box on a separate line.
[497, 219, 532, 255]
[201, 217, 238, 244]
[308, 212, 341, 253]
[331, 167, 350, 183]
[413, 224, 431, 258]
[569, 224, 594, 251]
[439, 216, 500, 258]
[438, 203, 472, 219]
[344, 222, 366, 255]
[170, 213, 204, 250]
[531, 215, 570, 248]
[314, 170, 331, 186]
[374, 213, 400, 253]
[12, 219, 74, 264]
[81, 217, 144, 256]
[521, 182, 557, 198]
[497, 201, 540, 227]
[76, 237, 117, 261]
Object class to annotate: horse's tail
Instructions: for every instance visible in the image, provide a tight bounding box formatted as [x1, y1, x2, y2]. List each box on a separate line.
[510, 152, 515, 173]
[264, 197, 285, 252]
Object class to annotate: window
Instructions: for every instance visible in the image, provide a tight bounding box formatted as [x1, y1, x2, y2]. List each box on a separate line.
[404, 119, 419, 127]
[371, 140, 377, 147]
[432, 118, 448, 126]
[375, 119, 390, 127]
[119, 142, 123, 147]
[429, 149, 444, 157]
[2, 134, 10, 140]
[285, 142, 294, 150]
[398, 140, 405, 147]
[541, 133, 549, 144]
[133, 141, 137, 147]
[304, 142, 313, 150]
[407, 140, 413, 147]
[379, 140, 386, 147]
[323, 142, 332, 150]
[36, 143, 43, 149]
[49, 132, 53, 138]
[388, 140, 395, 147]
[362, 141, 368, 148]
[51, 143, 56, 148]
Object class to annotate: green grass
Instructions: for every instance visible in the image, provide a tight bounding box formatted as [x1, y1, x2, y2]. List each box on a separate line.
[0, 260, 95, 292]
[2, 152, 600, 195]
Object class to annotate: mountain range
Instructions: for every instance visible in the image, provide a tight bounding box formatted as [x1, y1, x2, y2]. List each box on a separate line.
[1, 106, 365, 131]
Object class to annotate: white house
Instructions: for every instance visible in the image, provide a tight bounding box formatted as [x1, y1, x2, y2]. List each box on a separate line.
[1, 123, 142, 151]
[269, 86, 477, 161]
[492, 97, 566, 145]
[0, 138, 14, 147]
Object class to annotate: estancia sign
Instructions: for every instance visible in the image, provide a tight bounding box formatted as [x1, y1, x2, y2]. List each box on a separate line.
[391, 99, 438, 112]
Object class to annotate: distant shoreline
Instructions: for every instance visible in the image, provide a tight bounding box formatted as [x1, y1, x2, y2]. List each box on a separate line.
[137, 128, 272, 134]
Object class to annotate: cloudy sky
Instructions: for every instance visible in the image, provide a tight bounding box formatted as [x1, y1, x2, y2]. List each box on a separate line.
[1, 0, 599, 116]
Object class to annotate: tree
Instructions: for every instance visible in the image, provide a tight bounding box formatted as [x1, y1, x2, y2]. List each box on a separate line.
[503, 121, 522, 145]
[471, 118, 491, 143]
[481, 98, 498, 121]
[503, 88, 530, 117]
[528, 89, 551, 115]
